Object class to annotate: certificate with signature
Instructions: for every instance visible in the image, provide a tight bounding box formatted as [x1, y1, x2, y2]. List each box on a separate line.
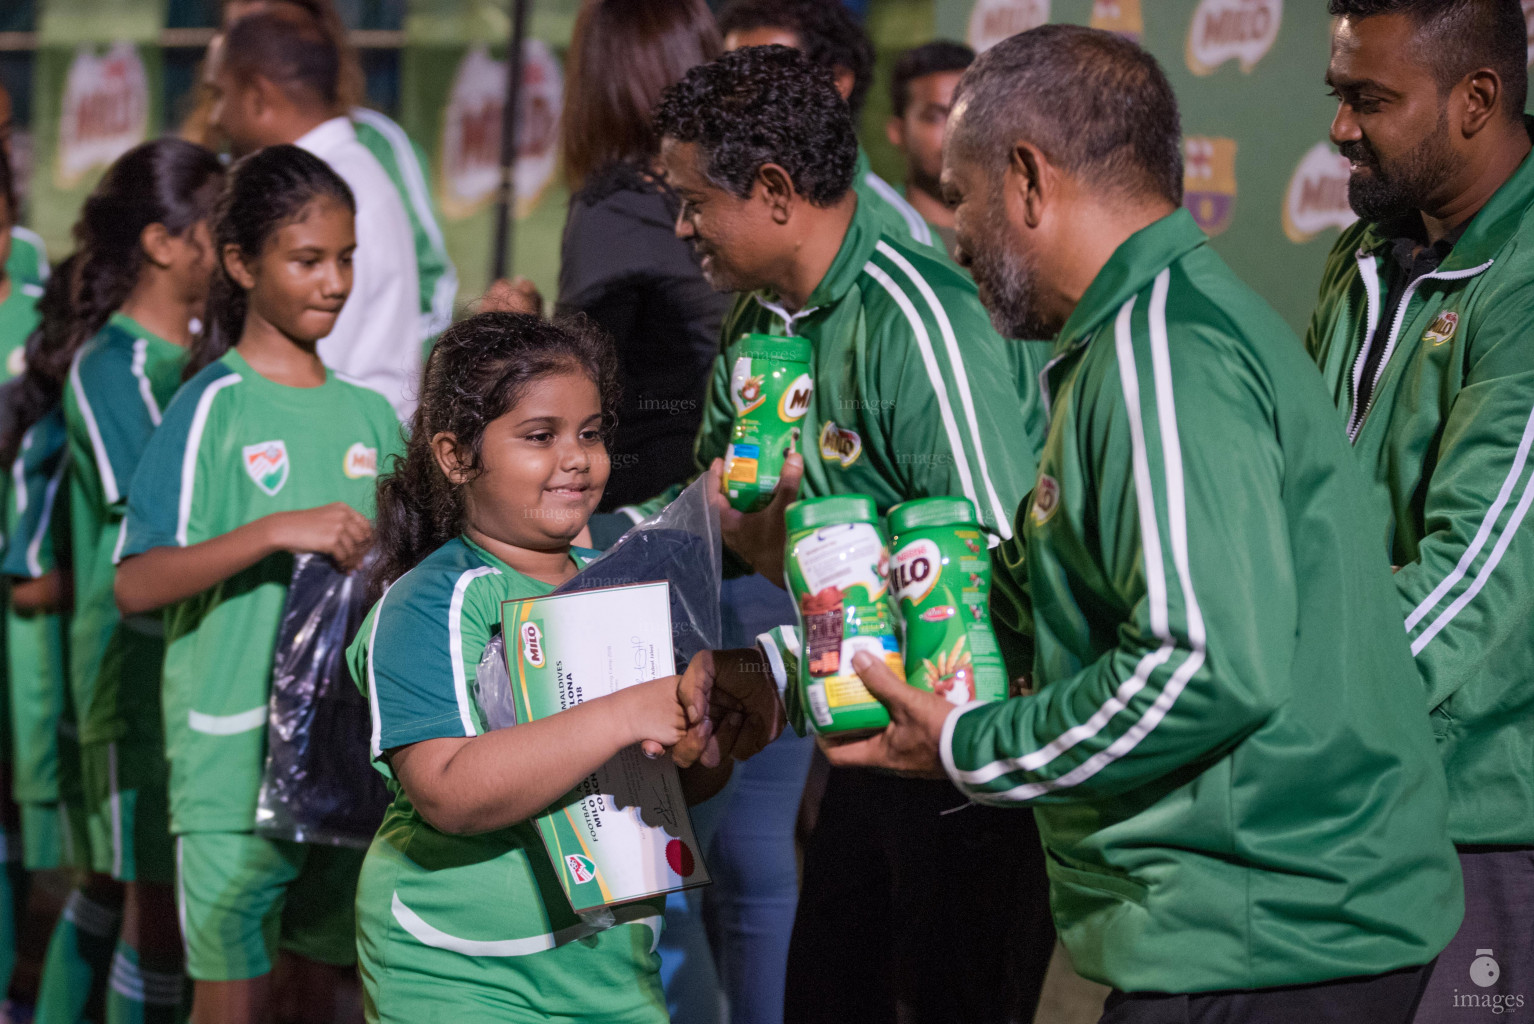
[502, 581, 710, 913]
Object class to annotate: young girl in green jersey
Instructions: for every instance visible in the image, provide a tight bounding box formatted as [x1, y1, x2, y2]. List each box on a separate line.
[347, 311, 771, 1024]
[114, 145, 400, 1024]
[62, 139, 224, 1024]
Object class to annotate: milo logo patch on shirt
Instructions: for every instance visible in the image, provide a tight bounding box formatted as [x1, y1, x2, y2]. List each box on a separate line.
[1422, 310, 1460, 347]
[242, 441, 290, 496]
[818, 421, 862, 468]
[343, 442, 378, 478]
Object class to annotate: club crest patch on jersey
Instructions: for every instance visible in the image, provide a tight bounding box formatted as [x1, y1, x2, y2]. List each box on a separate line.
[343, 442, 378, 478]
[243, 441, 290, 496]
[1031, 473, 1060, 526]
[1423, 311, 1460, 347]
[818, 421, 862, 468]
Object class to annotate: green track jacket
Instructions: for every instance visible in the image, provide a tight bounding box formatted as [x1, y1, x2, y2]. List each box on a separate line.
[1306, 131, 1534, 847]
[943, 211, 1462, 992]
[618, 193, 1048, 546]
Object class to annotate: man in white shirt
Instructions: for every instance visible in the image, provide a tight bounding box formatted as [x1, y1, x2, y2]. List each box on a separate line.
[208, 8, 422, 418]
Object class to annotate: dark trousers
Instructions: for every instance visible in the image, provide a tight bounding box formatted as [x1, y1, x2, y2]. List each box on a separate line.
[783, 768, 1055, 1024]
[1100, 962, 1434, 1024]
[1413, 845, 1534, 1023]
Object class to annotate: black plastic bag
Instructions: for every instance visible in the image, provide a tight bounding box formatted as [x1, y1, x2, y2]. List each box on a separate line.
[255, 553, 390, 847]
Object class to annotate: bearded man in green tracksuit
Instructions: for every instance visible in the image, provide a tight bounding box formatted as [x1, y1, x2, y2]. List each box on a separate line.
[1307, 3, 1534, 1019]
[817, 26, 1464, 1023]
[635, 45, 1055, 1024]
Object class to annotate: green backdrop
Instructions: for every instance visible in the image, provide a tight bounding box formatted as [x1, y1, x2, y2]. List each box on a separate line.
[12, 0, 1534, 329]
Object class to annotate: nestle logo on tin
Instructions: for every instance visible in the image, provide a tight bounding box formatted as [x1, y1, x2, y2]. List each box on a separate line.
[521, 621, 545, 668]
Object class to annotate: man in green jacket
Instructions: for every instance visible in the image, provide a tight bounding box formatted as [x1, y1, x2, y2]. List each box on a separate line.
[1307, 2, 1534, 1018]
[646, 45, 1055, 1024]
[819, 26, 1463, 1021]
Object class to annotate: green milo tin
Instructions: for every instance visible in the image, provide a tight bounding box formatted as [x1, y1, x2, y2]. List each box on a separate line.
[723, 334, 814, 512]
[888, 497, 1007, 705]
[784, 495, 905, 736]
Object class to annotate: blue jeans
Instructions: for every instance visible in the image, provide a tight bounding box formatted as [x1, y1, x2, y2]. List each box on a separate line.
[659, 573, 808, 1024]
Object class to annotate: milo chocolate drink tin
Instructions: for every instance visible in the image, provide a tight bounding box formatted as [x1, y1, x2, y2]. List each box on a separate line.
[722, 334, 813, 512]
[888, 497, 1007, 705]
[784, 495, 905, 736]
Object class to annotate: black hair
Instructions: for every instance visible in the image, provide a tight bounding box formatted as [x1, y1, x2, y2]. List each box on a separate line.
[185, 144, 354, 380]
[652, 45, 857, 206]
[891, 41, 974, 119]
[224, 7, 340, 110]
[716, 0, 875, 118]
[0, 143, 15, 223]
[950, 25, 1183, 206]
[1327, 0, 1527, 115]
[370, 312, 621, 594]
[0, 139, 224, 469]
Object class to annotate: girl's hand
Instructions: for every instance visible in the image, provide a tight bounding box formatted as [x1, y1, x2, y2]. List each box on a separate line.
[263, 502, 373, 570]
[618, 676, 695, 756]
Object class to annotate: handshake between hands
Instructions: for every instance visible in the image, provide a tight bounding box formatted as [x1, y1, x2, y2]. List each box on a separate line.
[641, 649, 788, 770]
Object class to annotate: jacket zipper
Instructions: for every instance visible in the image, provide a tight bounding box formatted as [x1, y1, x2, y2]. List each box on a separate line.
[1345, 255, 1493, 443]
[753, 295, 821, 336]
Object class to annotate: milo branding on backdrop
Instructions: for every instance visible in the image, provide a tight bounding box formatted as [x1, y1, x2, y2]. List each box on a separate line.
[1184, 136, 1238, 236]
[967, 0, 1050, 53]
[56, 42, 149, 189]
[439, 41, 563, 221]
[1089, 0, 1142, 42]
[1283, 142, 1358, 244]
[1185, 0, 1281, 75]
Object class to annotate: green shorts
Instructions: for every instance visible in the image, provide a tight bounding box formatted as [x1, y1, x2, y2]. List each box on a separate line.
[176, 832, 362, 981]
[20, 802, 61, 870]
[55, 727, 94, 874]
[82, 738, 173, 884]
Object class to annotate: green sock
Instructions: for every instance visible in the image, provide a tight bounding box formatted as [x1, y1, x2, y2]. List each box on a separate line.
[106, 944, 184, 1024]
[35, 889, 121, 1024]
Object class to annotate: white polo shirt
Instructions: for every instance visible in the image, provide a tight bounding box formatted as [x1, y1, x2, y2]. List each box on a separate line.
[295, 116, 422, 419]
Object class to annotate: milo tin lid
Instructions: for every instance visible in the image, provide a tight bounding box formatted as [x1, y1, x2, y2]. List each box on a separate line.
[888, 496, 980, 535]
[738, 332, 813, 364]
[786, 494, 878, 533]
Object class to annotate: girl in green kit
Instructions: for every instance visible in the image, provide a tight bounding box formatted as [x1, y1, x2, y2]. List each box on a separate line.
[114, 145, 401, 1024]
[346, 312, 770, 1023]
[61, 139, 224, 1024]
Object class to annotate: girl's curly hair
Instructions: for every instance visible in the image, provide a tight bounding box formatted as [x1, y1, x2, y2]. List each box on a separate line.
[370, 312, 621, 595]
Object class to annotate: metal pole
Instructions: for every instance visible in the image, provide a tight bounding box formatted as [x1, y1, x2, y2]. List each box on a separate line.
[489, 0, 529, 284]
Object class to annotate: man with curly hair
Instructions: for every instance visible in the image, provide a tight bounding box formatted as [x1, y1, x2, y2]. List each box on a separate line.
[1308, 3, 1534, 1018]
[717, 0, 946, 256]
[622, 44, 1056, 1024]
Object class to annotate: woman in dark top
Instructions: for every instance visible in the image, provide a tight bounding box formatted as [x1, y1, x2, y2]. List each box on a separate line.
[555, 0, 729, 511]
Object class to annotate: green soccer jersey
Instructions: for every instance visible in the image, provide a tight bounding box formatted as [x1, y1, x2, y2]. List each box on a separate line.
[64, 313, 186, 744]
[352, 108, 458, 339]
[619, 190, 1047, 552]
[4, 226, 49, 297]
[0, 294, 67, 807]
[121, 350, 403, 834]
[347, 536, 665, 1023]
[0, 283, 38, 378]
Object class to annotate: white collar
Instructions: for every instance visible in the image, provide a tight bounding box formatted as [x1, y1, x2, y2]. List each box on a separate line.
[293, 115, 357, 155]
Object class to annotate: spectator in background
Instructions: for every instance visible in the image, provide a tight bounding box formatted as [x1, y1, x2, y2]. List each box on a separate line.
[188, 0, 458, 344]
[0, 83, 50, 296]
[717, 0, 945, 255]
[556, 0, 730, 514]
[887, 41, 973, 257]
[207, 7, 422, 418]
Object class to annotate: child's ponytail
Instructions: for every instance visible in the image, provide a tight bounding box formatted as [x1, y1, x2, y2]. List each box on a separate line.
[0, 139, 222, 466]
[370, 312, 621, 596]
[186, 145, 355, 381]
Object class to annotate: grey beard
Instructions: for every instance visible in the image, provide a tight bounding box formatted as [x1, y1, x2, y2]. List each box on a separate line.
[976, 242, 1055, 341]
